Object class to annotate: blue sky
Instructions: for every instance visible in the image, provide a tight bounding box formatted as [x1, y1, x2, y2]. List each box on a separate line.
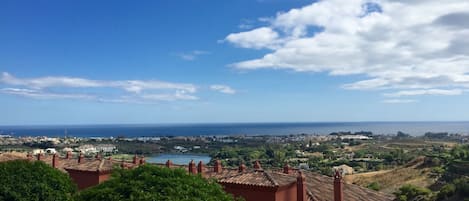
[1, 0, 469, 125]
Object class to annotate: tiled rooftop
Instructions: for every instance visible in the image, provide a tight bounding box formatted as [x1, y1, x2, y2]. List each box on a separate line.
[0, 152, 27, 162]
[0, 153, 394, 201]
[0, 152, 140, 173]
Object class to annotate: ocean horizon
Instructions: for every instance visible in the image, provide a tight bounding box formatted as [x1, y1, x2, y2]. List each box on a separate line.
[1, 121, 468, 137]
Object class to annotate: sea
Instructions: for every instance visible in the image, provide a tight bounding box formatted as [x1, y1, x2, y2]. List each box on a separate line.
[0, 122, 468, 137]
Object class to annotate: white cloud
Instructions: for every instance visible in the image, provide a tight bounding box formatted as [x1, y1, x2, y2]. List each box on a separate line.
[225, 27, 280, 49]
[140, 91, 199, 101]
[384, 89, 463, 97]
[382, 99, 418, 104]
[225, 0, 469, 99]
[178, 50, 210, 61]
[0, 72, 199, 102]
[0, 72, 197, 94]
[210, 85, 236, 94]
[0, 88, 95, 100]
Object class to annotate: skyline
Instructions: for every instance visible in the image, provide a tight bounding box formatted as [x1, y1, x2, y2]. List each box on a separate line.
[1, 0, 469, 125]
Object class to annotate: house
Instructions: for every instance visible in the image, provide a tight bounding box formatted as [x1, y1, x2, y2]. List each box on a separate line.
[164, 160, 393, 201]
[0, 152, 141, 189]
[0, 153, 393, 201]
[333, 164, 354, 175]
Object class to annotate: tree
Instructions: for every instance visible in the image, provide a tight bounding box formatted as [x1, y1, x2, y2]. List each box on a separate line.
[436, 184, 455, 200]
[454, 177, 469, 197]
[394, 184, 432, 201]
[76, 165, 240, 201]
[367, 182, 381, 191]
[0, 160, 76, 201]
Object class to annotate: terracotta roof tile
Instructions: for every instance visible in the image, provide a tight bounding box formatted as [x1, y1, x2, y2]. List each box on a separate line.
[219, 170, 283, 187]
[302, 172, 393, 201]
[0, 152, 27, 162]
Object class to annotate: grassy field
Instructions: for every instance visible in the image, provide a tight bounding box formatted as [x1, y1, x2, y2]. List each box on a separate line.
[344, 157, 436, 194]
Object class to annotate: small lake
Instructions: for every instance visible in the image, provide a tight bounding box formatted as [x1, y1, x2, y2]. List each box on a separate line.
[146, 153, 211, 165]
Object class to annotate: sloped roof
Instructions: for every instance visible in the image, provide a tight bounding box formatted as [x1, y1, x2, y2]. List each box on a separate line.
[0, 153, 139, 173]
[216, 169, 393, 201]
[218, 170, 281, 187]
[0, 152, 27, 162]
[303, 171, 393, 201]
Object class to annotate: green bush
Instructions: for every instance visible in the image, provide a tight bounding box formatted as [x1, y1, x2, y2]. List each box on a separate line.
[454, 177, 469, 196]
[76, 165, 240, 201]
[0, 160, 76, 201]
[367, 182, 380, 191]
[437, 183, 455, 200]
[394, 184, 432, 201]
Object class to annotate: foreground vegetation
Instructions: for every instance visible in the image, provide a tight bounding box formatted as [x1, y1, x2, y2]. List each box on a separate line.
[77, 165, 239, 201]
[0, 160, 76, 201]
[0, 160, 238, 201]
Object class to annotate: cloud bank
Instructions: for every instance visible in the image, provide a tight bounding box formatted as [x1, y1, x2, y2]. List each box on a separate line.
[0, 72, 233, 103]
[225, 0, 469, 102]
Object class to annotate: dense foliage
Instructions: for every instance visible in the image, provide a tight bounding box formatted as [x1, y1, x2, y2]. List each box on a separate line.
[211, 145, 297, 167]
[394, 184, 432, 201]
[0, 160, 76, 201]
[76, 165, 239, 201]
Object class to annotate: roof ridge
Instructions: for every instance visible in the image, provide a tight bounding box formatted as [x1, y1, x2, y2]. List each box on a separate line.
[263, 171, 279, 186]
[97, 159, 105, 170]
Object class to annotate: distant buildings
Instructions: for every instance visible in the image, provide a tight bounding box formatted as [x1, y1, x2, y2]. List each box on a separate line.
[338, 135, 371, 140]
[77, 144, 117, 154]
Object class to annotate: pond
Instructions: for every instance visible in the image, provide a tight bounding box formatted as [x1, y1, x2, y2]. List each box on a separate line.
[146, 153, 211, 165]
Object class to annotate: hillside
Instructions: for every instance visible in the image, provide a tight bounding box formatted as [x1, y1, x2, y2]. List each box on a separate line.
[345, 157, 436, 194]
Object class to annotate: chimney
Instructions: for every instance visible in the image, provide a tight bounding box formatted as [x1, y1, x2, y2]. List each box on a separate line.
[78, 152, 84, 163]
[120, 160, 126, 168]
[188, 160, 197, 174]
[165, 160, 173, 168]
[108, 156, 112, 160]
[65, 151, 72, 159]
[197, 161, 204, 175]
[238, 162, 246, 173]
[334, 170, 344, 201]
[283, 162, 292, 174]
[132, 154, 138, 164]
[214, 160, 222, 173]
[52, 154, 59, 168]
[297, 171, 307, 201]
[37, 153, 43, 161]
[139, 157, 145, 165]
[254, 160, 262, 170]
[95, 153, 101, 160]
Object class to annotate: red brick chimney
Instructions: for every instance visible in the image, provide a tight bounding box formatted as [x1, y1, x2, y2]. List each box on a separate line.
[254, 160, 262, 170]
[283, 162, 292, 174]
[189, 160, 197, 174]
[78, 152, 84, 163]
[334, 170, 344, 201]
[139, 157, 145, 165]
[95, 153, 101, 160]
[36, 153, 43, 161]
[52, 153, 59, 168]
[197, 161, 204, 175]
[297, 171, 307, 201]
[165, 160, 173, 168]
[66, 151, 72, 159]
[238, 162, 246, 173]
[132, 154, 138, 164]
[214, 160, 222, 173]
